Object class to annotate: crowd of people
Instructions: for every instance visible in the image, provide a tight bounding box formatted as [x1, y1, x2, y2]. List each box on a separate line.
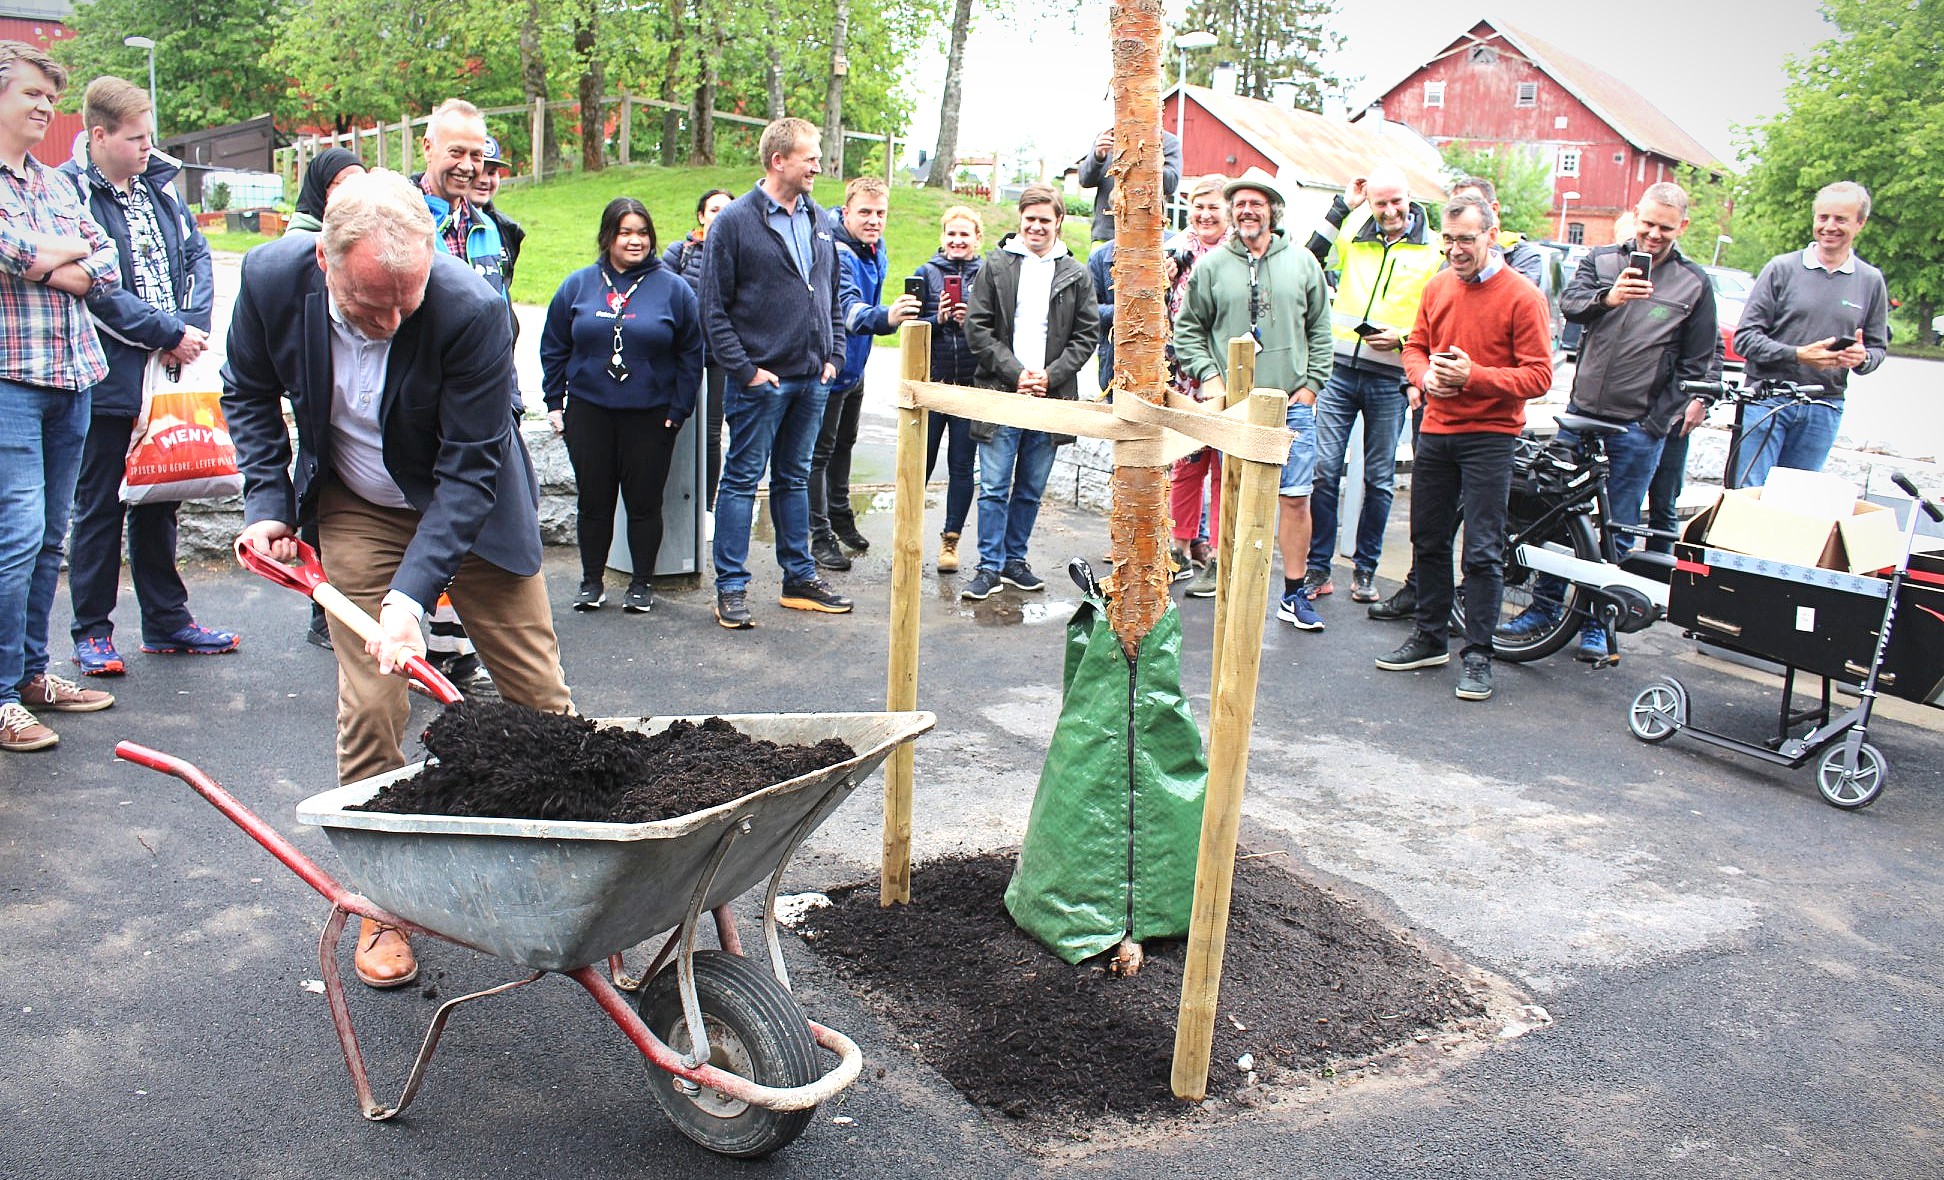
[0, 43, 1893, 961]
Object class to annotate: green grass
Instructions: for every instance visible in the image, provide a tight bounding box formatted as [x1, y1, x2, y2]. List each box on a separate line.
[202, 230, 276, 254]
[492, 164, 1094, 318]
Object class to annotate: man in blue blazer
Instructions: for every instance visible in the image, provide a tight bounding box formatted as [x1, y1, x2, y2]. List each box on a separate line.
[223, 170, 573, 989]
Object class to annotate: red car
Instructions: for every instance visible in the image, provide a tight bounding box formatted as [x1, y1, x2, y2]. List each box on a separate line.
[1706, 266, 1754, 369]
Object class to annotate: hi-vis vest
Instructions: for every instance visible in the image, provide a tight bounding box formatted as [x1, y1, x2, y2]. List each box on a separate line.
[1329, 206, 1440, 370]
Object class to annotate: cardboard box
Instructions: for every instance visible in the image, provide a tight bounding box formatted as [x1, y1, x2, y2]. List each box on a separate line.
[1702, 486, 1904, 574]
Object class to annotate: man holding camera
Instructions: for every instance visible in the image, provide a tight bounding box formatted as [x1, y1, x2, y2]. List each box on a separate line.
[809, 176, 919, 573]
[1379, 195, 1552, 702]
[1497, 182, 1718, 663]
[1173, 170, 1334, 631]
[1730, 180, 1889, 488]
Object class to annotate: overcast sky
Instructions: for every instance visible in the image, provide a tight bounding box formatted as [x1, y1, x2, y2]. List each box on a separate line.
[899, 1, 1837, 173]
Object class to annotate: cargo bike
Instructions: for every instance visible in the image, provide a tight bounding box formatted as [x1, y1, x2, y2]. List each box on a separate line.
[1626, 472, 1944, 810]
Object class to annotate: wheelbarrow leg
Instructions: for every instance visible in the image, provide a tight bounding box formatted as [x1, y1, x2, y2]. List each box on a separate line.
[670, 817, 754, 1072]
[317, 904, 543, 1121]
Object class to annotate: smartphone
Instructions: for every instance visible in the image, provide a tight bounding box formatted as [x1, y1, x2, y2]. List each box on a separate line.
[943, 275, 964, 306]
[1433, 350, 1460, 361]
[1627, 250, 1653, 281]
[903, 276, 926, 301]
[1352, 321, 1381, 337]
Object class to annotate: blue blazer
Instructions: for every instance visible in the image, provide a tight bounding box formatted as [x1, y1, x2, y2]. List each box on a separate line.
[221, 235, 542, 609]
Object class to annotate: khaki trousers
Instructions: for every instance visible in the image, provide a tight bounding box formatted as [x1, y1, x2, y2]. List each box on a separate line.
[317, 478, 573, 785]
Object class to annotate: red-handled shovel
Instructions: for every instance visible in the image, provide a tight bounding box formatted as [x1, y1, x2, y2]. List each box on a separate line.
[235, 538, 464, 706]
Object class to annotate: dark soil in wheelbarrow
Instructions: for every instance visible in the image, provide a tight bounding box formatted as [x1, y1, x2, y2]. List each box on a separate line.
[799, 851, 1483, 1132]
[351, 701, 854, 822]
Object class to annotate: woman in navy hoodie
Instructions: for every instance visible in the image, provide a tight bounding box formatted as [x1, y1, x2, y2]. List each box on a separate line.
[542, 198, 704, 614]
[910, 205, 986, 573]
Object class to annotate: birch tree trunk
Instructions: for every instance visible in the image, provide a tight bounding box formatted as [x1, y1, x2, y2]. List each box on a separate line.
[822, 0, 851, 180]
[765, 0, 787, 119]
[924, 0, 975, 189]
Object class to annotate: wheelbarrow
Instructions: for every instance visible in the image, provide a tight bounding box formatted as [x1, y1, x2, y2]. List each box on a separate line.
[116, 709, 934, 1158]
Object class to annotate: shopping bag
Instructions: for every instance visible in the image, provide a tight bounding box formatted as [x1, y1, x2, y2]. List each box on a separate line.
[121, 357, 243, 504]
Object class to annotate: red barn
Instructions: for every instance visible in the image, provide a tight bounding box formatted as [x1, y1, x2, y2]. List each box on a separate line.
[1, 1, 84, 167]
[1357, 18, 1721, 245]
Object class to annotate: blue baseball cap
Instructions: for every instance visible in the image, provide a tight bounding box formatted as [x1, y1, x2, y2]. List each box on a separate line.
[482, 135, 510, 170]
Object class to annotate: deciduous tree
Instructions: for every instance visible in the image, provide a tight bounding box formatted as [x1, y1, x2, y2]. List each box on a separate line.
[55, 0, 289, 134]
[1178, 0, 1342, 106]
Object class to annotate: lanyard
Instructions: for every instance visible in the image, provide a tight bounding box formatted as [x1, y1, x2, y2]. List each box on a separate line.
[600, 266, 647, 380]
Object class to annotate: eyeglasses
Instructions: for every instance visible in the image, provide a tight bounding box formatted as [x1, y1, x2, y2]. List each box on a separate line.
[1440, 233, 1486, 248]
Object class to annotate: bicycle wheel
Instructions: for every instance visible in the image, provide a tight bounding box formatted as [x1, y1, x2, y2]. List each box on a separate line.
[639, 950, 821, 1158]
[1450, 498, 1600, 663]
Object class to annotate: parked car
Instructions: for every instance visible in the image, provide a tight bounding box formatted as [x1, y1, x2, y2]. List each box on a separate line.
[1705, 265, 1755, 369]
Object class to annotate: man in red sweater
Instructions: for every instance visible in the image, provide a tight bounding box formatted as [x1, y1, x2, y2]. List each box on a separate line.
[1376, 194, 1553, 701]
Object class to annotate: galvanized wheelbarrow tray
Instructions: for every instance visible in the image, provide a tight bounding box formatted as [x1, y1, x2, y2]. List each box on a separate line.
[116, 709, 934, 1159]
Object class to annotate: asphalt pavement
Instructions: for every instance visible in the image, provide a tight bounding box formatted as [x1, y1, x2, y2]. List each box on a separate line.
[5, 256, 1942, 1176]
[4, 473, 1941, 1178]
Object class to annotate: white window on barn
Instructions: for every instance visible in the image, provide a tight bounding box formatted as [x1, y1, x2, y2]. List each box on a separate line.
[1424, 81, 1445, 108]
[1516, 82, 1539, 107]
[1557, 148, 1581, 177]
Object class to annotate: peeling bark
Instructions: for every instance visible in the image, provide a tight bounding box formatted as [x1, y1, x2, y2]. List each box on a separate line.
[1105, 0, 1171, 656]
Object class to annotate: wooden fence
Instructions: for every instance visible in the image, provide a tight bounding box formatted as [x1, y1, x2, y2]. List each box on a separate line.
[279, 95, 901, 189]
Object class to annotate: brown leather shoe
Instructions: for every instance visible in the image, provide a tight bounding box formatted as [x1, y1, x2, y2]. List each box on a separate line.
[353, 919, 418, 988]
[18, 672, 114, 713]
[0, 701, 58, 752]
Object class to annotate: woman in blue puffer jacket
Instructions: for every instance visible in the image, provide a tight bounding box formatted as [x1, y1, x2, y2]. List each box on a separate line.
[909, 205, 986, 574]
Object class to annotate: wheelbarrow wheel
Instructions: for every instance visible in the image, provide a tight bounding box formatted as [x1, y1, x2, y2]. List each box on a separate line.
[639, 950, 819, 1158]
[1816, 742, 1886, 811]
[1627, 680, 1685, 744]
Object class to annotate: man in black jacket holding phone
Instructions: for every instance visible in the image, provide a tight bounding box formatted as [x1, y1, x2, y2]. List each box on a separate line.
[1497, 181, 1717, 663]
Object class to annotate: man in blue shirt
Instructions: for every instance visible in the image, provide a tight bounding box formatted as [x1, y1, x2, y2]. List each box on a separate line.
[700, 117, 850, 628]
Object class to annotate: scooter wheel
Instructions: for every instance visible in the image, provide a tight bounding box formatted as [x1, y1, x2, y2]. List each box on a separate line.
[1627, 680, 1685, 744]
[1816, 742, 1886, 810]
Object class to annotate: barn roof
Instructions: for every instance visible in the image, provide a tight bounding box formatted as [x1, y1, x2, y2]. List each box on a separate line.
[1167, 84, 1449, 198]
[1365, 18, 1722, 172]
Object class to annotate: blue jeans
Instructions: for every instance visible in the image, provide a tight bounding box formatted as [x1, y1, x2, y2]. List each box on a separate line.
[925, 411, 976, 537]
[1532, 415, 1666, 614]
[713, 375, 829, 591]
[0, 379, 90, 705]
[1647, 429, 1691, 553]
[1735, 397, 1842, 489]
[975, 426, 1056, 573]
[1307, 364, 1409, 575]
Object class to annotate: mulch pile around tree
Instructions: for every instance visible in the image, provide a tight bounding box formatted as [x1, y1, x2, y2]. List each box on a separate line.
[800, 851, 1481, 1128]
[351, 701, 854, 823]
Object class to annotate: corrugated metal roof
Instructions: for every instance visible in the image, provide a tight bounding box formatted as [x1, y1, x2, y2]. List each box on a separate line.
[1170, 84, 1449, 198]
[0, 1, 73, 19]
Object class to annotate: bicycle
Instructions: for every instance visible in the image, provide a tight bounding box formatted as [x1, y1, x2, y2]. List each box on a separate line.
[1452, 379, 1838, 668]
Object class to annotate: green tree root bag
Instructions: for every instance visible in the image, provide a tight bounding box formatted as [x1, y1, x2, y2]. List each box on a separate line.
[1004, 595, 1208, 964]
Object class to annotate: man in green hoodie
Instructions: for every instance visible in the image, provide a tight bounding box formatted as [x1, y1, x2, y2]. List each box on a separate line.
[1174, 169, 1334, 631]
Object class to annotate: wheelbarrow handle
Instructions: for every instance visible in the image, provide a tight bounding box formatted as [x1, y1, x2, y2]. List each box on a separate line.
[234, 537, 463, 706]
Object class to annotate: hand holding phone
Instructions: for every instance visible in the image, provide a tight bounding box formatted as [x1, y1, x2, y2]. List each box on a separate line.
[903, 276, 926, 301]
[943, 275, 964, 307]
[1627, 250, 1653, 282]
[1352, 321, 1381, 338]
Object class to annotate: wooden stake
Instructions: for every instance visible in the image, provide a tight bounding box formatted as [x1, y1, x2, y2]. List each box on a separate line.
[1170, 388, 1286, 1101]
[1103, 0, 1171, 658]
[531, 98, 546, 182]
[1207, 335, 1256, 698]
[882, 322, 931, 906]
[620, 94, 633, 166]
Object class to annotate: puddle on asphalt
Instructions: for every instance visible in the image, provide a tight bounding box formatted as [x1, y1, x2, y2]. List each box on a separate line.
[950, 593, 1079, 626]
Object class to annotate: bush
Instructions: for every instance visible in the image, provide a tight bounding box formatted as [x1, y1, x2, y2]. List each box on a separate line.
[1065, 194, 1093, 218]
[205, 182, 231, 212]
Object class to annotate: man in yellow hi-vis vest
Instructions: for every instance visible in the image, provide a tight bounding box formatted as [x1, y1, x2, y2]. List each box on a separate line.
[1300, 164, 1442, 612]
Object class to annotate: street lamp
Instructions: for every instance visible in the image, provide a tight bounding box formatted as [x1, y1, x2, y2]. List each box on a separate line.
[1713, 234, 1733, 267]
[122, 35, 157, 137]
[1173, 31, 1219, 160]
[1556, 189, 1581, 243]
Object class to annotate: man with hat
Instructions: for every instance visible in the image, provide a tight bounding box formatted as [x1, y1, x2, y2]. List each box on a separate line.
[470, 133, 525, 344]
[1173, 168, 1334, 631]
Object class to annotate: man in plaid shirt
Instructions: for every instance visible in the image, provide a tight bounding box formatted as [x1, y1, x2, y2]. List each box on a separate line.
[0, 42, 121, 753]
